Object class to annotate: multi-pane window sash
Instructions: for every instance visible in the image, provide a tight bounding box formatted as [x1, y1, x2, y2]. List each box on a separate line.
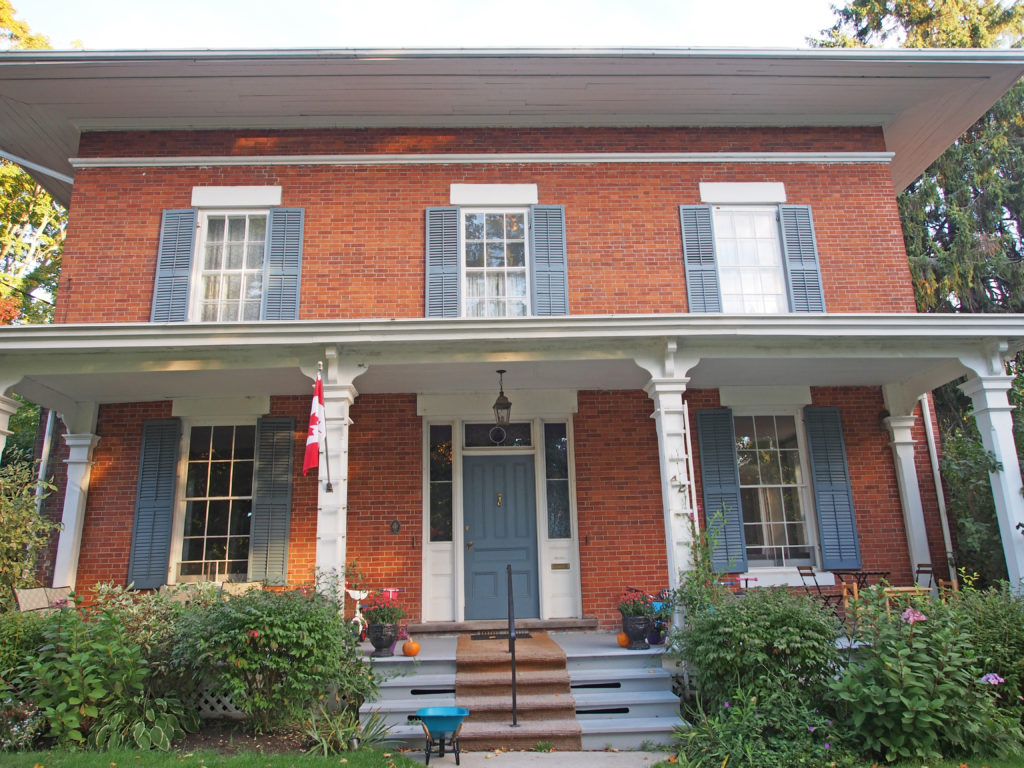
[714, 207, 788, 314]
[462, 209, 530, 318]
[195, 212, 267, 322]
[180, 425, 255, 581]
[734, 415, 812, 567]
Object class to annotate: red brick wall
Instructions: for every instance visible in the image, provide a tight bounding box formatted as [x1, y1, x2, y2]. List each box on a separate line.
[56, 126, 913, 324]
[346, 394, 424, 621]
[574, 390, 667, 629]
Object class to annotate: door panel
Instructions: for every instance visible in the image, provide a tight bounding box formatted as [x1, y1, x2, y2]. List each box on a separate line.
[463, 455, 539, 620]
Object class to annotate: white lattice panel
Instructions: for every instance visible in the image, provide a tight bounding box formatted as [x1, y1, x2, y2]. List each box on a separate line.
[194, 687, 244, 720]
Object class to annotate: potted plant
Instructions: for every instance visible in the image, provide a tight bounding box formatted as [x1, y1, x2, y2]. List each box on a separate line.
[362, 590, 407, 657]
[617, 589, 653, 650]
[648, 588, 673, 645]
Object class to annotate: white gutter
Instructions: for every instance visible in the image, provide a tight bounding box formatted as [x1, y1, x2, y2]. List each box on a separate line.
[0, 151, 75, 186]
[919, 393, 955, 578]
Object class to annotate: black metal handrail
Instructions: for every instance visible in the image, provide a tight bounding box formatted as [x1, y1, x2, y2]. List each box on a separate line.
[506, 563, 518, 727]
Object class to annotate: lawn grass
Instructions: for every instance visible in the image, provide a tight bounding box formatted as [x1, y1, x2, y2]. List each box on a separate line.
[1, 748, 423, 768]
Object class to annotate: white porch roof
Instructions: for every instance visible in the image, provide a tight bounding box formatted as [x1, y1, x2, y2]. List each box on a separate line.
[3, 314, 1022, 424]
[2, 47, 1024, 203]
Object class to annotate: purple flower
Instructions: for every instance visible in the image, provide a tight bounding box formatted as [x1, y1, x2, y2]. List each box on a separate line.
[808, 726, 815, 733]
[827, 720, 833, 726]
[723, 701, 730, 708]
[982, 672, 1006, 685]
[824, 743, 830, 749]
[901, 608, 927, 624]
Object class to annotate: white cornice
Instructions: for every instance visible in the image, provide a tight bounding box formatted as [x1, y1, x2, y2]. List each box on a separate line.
[69, 152, 895, 170]
[1, 314, 1021, 353]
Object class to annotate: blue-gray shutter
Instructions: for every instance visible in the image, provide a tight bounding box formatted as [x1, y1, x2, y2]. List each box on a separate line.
[249, 417, 294, 585]
[696, 409, 748, 573]
[425, 207, 460, 318]
[779, 205, 826, 313]
[261, 208, 304, 320]
[680, 205, 722, 313]
[151, 210, 197, 322]
[804, 407, 861, 570]
[530, 205, 569, 315]
[127, 419, 181, 589]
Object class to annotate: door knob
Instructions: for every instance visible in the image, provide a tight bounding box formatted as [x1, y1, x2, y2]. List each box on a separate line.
[466, 540, 474, 550]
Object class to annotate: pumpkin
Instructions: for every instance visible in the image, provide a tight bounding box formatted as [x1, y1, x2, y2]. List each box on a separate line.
[403, 639, 421, 657]
[616, 632, 630, 648]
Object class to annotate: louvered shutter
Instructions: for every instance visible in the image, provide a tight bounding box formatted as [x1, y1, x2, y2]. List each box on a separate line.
[530, 205, 569, 315]
[779, 206, 826, 313]
[127, 419, 181, 589]
[151, 210, 197, 322]
[696, 409, 748, 573]
[680, 205, 722, 313]
[804, 407, 861, 570]
[425, 207, 460, 318]
[249, 417, 294, 585]
[261, 209, 304, 320]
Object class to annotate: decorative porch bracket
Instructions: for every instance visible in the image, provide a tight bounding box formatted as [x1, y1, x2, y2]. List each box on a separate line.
[959, 357, 1024, 589]
[636, 342, 701, 589]
[312, 349, 362, 591]
[0, 391, 19, 457]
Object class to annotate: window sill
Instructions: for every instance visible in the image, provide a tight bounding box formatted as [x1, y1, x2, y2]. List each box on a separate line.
[738, 567, 835, 588]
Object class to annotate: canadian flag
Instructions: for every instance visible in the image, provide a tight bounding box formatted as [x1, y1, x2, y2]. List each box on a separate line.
[302, 372, 325, 476]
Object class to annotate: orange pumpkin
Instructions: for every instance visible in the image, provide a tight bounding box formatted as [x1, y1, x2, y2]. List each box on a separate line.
[616, 632, 630, 648]
[403, 639, 421, 657]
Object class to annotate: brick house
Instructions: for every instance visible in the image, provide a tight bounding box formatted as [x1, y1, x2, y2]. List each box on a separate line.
[1, 48, 1023, 628]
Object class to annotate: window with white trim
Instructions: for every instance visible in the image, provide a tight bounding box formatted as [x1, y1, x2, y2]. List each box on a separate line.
[734, 414, 813, 567]
[713, 206, 788, 314]
[191, 211, 268, 322]
[179, 424, 255, 581]
[461, 209, 530, 317]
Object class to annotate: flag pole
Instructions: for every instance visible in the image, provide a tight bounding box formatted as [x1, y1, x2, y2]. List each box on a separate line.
[319, 361, 334, 493]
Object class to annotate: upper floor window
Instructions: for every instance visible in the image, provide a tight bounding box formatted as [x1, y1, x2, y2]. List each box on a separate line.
[193, 212, 268, 322]
[681, 202, 825, 315]
[462, 209, 530, 318]
[713, 207, 788, 314]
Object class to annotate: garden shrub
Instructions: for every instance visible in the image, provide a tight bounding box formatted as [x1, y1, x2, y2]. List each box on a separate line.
[0, 609, 46, 681]
[0, 694, 45, 751]
[673, 686, 854, 768]
[949, 580, 1024, 721]
[174, 588, 378, 733]
[0, 461, 58, 611]
[832, 587, 1024, 763]
[670, 585, 840, 709]
[15, 601, 196, 749]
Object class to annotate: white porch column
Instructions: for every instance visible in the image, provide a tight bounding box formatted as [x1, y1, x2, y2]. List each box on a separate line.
[0, 393, 19, 457]
[882, 414, 932, 576]
[315, 351, 361, 586]
[644, 378, 697, 588]
[51, 432, 100, 590]
[960, 373, 1024, 587]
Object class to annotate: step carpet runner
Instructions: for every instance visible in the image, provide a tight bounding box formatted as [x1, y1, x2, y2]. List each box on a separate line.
[455, 630, 583, 750]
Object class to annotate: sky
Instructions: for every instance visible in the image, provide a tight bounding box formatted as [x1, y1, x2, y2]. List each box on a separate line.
[11, 0, 841, 50]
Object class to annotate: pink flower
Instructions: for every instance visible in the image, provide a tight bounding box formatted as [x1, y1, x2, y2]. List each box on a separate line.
[982, 672, 1006, 685]
[900, 608, 927, 624]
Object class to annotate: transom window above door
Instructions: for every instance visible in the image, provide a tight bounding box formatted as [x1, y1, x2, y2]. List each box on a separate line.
[462, 209, 530, 318]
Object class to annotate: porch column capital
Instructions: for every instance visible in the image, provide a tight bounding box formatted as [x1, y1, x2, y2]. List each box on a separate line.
[882, 414, 931, 574]
[52, 431, 101, 590]
[959, 372, 1024, 588]
[0, 393, 19, 456]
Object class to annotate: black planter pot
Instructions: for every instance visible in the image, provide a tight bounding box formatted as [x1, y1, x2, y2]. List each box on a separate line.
[366, 623, 399, 657]
[621, 615, 651, 650]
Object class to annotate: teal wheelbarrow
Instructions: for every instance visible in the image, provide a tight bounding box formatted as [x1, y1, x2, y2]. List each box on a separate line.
[415, 706, 469, 765]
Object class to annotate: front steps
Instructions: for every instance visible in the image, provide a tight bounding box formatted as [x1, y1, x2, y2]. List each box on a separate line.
[360, 631, 680, 752]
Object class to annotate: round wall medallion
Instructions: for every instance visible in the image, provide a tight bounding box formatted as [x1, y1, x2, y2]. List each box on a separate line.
[488, 425, 507, 445]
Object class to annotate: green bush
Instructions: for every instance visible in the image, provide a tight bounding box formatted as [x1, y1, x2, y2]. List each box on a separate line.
[948, 581, 1024, 721]
[0, 462, 58, 611]
[15, 601, 196, 749]
[673, 687, 855, 768]
[174, 588, 378, 733]
[670, 586, 840, 709]
[0, 609, 47, 682]
[0, 693, 45, 751]
[832, 587, 1024, 763]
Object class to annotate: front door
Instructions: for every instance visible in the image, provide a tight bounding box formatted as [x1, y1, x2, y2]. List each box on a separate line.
[463, 455, 539, 620]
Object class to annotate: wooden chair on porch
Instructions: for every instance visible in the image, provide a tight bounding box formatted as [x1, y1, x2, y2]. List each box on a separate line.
[797, 565, 841, 612]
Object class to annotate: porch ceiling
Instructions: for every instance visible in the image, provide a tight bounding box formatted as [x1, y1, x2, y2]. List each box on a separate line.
[1, 315, 1020, 416]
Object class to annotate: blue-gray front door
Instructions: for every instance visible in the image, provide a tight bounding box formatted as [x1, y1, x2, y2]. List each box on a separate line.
[463, 455, 539, 620]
